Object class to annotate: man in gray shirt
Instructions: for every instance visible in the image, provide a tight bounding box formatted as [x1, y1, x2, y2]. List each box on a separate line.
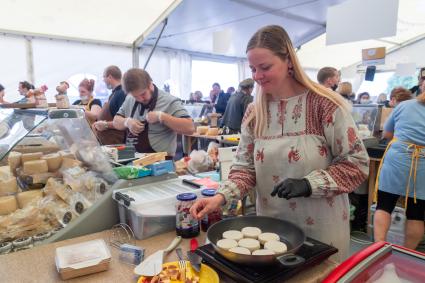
[113, 68, 194, 156]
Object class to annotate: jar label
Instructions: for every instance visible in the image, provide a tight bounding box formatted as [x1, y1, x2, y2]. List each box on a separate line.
[176, 210, 199, 230]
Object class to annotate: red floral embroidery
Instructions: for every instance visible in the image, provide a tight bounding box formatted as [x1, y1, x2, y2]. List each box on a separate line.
[288, 146, 300, 163]
[336, 138, 343, 155]
[266, 106, 271, 129]
[306, 216, 314, 226]
[278, 100, 287, 127]
[343, 210, 348, 221]
[326, 197, 334, 207]
[347, 127, 357, 144]
[318, 141, 328, 157]
[305, 92, 338, 136]
[247, 143, 254, 153]
[291, 97, 303, 124]
[272, 175, 280, 184]
[325, 114, 334, 127]
[289, 201, 297, 211]
[255, 148, 265, 163]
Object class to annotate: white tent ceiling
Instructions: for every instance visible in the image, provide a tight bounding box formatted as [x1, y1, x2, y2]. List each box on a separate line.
[1, 0, 424, 71]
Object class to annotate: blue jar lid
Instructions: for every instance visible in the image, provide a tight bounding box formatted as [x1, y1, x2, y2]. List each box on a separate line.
[201, 189, 216, 197]
[176, 193, 197, 201]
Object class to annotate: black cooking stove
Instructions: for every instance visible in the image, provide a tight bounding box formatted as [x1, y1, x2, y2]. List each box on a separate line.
[195, 237, 337, 283]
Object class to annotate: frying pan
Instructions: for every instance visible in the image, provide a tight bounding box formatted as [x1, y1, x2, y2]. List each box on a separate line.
[207, 215, 305, 266]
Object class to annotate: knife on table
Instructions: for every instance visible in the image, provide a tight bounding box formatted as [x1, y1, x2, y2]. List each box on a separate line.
[186, 238, 202, 273]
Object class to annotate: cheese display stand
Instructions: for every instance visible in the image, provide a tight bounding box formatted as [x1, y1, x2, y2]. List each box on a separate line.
[0, 108, 129, 253]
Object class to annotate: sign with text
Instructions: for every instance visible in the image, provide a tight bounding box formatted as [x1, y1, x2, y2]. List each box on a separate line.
[362, 47, 386, 66]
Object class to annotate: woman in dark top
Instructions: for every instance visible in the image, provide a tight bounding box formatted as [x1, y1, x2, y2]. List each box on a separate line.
[73, 78, 102, 124]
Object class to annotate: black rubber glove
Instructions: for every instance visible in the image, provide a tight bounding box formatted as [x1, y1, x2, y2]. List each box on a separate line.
[271, 178, 312, 199]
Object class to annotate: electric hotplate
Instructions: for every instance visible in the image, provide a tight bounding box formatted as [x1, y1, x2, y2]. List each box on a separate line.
[196, 237, 337, 283]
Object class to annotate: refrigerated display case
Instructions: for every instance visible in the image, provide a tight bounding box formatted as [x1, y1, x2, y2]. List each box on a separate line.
[0, 108, 124, 253]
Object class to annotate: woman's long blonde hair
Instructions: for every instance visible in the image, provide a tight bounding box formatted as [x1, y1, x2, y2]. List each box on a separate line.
[244, 25, 350, 138]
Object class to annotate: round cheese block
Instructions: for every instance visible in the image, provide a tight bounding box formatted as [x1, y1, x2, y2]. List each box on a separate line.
[222, 230, 244, 241]
[217, 239, 238, 250]
[59, 151, 76, 160]
[0, 195, 18, 215]
[229, 247, 251, 255]
[264, 240, 288, 254]
[238, 238, 260, 252]
[21, 152, 43, 163]
[23, 160, 49, 175]
[206, 127, 219, 136]
[7, 151, 22, 171]
[252, 249, 276, 256]
[0, 177, 18, 196]
[196, 126, 209, 135]
[17, 190, 43, 209]
[258, 232, 280, 245]
[41, 153, 63, 172]
[241, 227, 262, 239]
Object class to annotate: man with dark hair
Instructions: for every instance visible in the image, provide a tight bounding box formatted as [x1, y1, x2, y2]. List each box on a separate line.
[113, 68, 194, 156]
[409, 67, 425, 96]
[221, 78, 255, 134]
[213, 83, 230, 115]
[16, 81, 35, 103]
[317, 67, 340, 91]
[93, 65, 128, 144]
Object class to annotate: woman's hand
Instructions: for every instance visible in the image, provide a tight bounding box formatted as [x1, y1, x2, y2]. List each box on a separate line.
[190, 194, 225, 220]
[126, 118, 145, 136]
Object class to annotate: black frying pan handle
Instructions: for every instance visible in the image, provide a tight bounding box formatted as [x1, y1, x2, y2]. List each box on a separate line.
[277, 253, 305, 267]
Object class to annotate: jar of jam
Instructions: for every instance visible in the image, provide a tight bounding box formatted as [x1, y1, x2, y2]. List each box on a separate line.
[200, 189, 222, 232]
[176, 193, 200, 238]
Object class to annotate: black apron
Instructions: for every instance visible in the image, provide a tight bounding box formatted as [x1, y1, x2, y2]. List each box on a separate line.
[125, 86, 158, 153]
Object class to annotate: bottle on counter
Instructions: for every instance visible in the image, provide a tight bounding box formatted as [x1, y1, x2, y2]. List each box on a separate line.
[200, 189, 222, 232]
[176, 193, 200, 238]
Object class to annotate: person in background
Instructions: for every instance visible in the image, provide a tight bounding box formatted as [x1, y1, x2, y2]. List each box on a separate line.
[221, 78, 255, 134]
[0, 84, 9, 104]
[92, 66, 127, 145]
[317, 66, 340, 91]
[409, 67, 425, 96]
[337, 81, 355, 103]
[190, 25, 369, 262]
[214, 83, 230, 115]
[376, 93, 389, 106]
[356, 92, 371, 104]
[16, 81, 35, 103]
[226, 86, 236, 95]
[209, 82, 222, 104]
[73, 78, 102, 124]
[389, 87, 413, 108]
[189, 90, 204, 103]
[113, 68, 194, 156]
[374, 80, 425, 250]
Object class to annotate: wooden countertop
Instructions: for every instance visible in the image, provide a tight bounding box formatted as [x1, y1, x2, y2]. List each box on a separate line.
[0, 230, 337, 283]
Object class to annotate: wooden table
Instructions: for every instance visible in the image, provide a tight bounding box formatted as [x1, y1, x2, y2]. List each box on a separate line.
[0, 230, 337, 283]
[367, 157, 382, 236]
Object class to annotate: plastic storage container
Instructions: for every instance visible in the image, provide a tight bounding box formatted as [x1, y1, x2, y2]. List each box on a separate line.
[113, 176, 202, 239]
[370, 204, 406, 245]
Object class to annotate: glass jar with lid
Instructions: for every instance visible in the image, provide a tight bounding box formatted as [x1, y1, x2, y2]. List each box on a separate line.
[200, 189, 222, 232]
[176, 193, 200, 238]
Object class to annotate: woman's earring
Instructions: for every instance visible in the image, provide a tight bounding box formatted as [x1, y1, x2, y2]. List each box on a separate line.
[288, 67, 294, 77]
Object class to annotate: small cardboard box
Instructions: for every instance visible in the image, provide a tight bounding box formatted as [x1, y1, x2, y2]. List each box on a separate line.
[55, 239, 111, 280]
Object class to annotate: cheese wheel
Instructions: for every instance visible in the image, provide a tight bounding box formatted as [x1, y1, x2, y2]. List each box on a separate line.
[238, 238, 260, 252]
[59, 151, 75, 159]
[222, 230, 244, 241]
[41, 153, 63, 172]
[252, 249, 276, 256]
[196, 126, 209, 135]
[7, 151, 22, 171]
[23, 160, 48, 175]
[0, 177, 18, 196]
[17, 190, 43, 208]
[264, 240, 288, 254]
[241, 227, 262, 239]
[60, 158, 83, 169]
[21, 152, 43, 163]
[229, 247, 251, 255]
[258, 232, 280, 245]
[217, 239, 238, 250]
[0, 166, 12, 179]
[206, 127, 219, 136]
[0, 195, 18, 215]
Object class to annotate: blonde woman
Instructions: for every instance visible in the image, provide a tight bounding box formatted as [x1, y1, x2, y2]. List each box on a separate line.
[190, 25, 369, 262]
[337, 81, 355, 102]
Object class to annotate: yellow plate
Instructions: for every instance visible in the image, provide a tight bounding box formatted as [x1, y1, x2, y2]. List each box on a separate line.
[137, 261, 219, 283]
